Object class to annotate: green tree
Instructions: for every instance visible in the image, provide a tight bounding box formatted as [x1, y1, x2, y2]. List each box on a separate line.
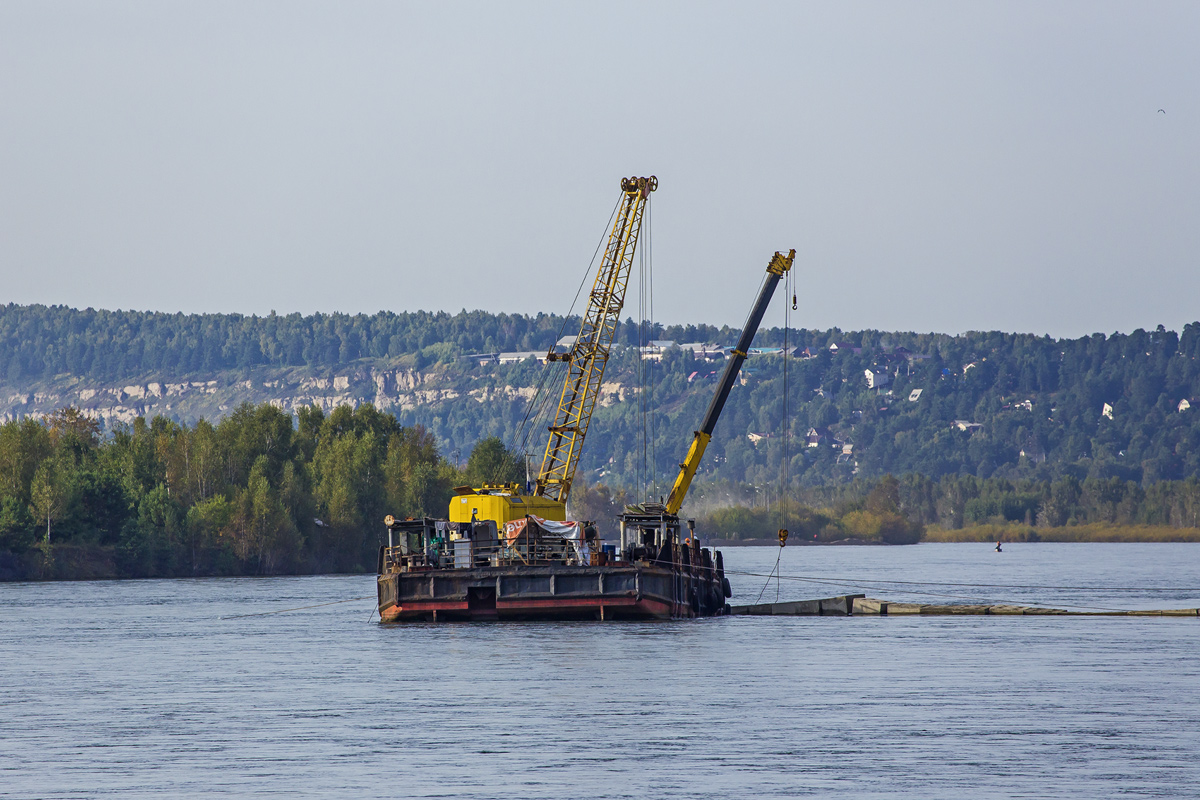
[0, 495, 36, 552]
[464, 437, 524, 487]
[30, 458, 64, 544]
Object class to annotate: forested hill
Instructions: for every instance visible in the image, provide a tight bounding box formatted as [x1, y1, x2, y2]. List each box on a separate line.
[0, 303, 728, 380]
[5, 303, 1200, 490]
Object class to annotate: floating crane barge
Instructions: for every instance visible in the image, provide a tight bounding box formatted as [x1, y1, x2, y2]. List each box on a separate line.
[376, 176, 794, 622]
[376, 510, 729, 621]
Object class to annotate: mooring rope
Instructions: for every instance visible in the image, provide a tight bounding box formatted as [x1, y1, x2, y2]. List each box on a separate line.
[222, 595, 375, 620]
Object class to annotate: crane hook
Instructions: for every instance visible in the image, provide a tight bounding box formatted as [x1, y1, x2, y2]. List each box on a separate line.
[792, 291, 797, 311]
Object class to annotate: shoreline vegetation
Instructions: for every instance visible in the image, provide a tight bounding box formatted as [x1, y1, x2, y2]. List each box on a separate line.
[6, 401, 1200, 582]
[922, 523, 1200, 543]
[715, 523, 1200, 546]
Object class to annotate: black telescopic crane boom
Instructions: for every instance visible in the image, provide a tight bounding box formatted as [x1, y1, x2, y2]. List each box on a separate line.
[663, 249, 795, 515]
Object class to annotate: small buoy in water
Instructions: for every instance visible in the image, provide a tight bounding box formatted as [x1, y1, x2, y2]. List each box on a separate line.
[995, 541, 1003, 552]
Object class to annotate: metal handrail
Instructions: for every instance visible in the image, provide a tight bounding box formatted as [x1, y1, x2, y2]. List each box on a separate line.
[383, 536, 607, 573]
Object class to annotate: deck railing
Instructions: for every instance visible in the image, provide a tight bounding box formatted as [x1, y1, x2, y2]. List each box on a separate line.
[383, 534, 601, 573]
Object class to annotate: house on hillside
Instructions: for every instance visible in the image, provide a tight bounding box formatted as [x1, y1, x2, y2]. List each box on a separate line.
[829, 341, 861, 355]
[953, 420, 983, 433]
[864, 368, 891, 389]
[806, 427, 829, 448]
[498, 351, 540, 364]
[1179, 398, 1200, 412]
[908, 388, 923, 402]
[1003, 399, 1034, 412]
[462, 352, 500, 365]
[680, 342, 728, 361]
[893, 346, 931, 362]
[1020, 444, 1047, 464]
[639, 340, 677, 361]
[1102, 403, 1114, 420]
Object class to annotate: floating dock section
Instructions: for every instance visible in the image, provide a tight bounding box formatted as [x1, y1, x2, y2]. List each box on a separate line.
[731, 595, 1200, 617]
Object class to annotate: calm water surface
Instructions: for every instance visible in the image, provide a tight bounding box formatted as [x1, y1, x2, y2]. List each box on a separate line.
[3, 543, 1199, 799]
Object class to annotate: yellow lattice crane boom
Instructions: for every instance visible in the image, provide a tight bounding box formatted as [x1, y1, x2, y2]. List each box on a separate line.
[448, 175, 656, 526]
[536, 175, 657, 504]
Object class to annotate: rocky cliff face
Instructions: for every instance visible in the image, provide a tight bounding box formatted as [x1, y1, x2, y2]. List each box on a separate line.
[0, 362, 633, 428]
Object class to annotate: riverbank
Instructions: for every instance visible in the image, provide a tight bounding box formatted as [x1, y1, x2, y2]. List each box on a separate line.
[708, 537, 882, 547]
[712, 524, 1200, 547]
[924, 523, 1200, 543]
[8, 524, 1200, 581]
[0, 544, 362, 582]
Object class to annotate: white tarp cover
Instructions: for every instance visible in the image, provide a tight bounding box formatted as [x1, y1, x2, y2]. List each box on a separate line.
[529, 515, 582, 541]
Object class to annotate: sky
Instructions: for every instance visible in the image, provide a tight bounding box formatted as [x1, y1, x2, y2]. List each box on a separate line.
[1, 1, 1197, 339]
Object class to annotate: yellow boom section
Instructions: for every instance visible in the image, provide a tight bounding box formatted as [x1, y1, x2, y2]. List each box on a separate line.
[535, 175, 657, 504]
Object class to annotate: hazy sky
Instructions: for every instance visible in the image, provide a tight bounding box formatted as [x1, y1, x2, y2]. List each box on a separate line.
[1, 1, 1196, 338]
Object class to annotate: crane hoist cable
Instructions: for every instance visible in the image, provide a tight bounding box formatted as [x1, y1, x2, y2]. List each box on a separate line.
[637, 203, 658, 501]
[763, 265, 797, 603]
[507, 195, 623, 464]
[780, 263, 793, 537]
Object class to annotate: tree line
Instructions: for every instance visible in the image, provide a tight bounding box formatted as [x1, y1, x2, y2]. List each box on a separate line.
[0, 303, 732, 381]
[0, 403, 523, 581]
[571, 471, 1200, 545]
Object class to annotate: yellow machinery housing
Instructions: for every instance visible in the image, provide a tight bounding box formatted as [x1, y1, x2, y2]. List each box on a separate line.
[449, 485, 566, 526]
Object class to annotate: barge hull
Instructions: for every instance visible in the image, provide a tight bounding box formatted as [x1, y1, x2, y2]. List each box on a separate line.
[378, 563, 726, 622]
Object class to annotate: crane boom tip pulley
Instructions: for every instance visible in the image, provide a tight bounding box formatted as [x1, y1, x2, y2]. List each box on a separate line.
[621, 176, 658, 196]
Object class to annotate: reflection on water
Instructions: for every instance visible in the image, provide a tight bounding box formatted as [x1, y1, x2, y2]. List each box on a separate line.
[2, 543, 1199, 798]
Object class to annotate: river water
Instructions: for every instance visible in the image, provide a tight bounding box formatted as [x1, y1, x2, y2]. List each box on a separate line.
[3, 543, 1199, 799]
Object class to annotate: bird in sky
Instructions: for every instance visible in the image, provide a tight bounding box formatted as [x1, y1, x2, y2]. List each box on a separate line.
[1158, 108, 1166, 113]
